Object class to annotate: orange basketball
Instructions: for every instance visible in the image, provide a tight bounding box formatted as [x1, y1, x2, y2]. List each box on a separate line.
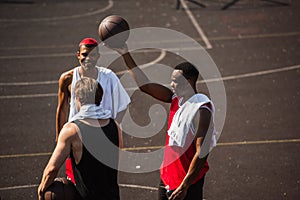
[98, 15, 130, 47]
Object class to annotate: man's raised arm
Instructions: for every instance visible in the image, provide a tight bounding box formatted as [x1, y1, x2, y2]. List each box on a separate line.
[114, 45, 173, 103]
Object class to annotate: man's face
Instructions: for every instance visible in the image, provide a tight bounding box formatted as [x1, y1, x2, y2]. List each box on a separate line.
[170, 69, 189, 97]
[77, 45, 100, 71]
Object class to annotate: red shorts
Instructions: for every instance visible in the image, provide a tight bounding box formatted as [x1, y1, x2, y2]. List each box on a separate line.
[66, 158, 75, 184]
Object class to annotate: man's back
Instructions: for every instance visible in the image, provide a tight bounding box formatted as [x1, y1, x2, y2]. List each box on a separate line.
[70, 119, 120, 200]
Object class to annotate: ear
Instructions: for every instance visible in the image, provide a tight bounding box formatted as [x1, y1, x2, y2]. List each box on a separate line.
[76, 51, 80, 59]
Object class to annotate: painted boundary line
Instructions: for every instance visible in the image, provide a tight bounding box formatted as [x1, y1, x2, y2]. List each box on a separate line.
[0, 139, 299, 192]
[0, 93, 57, 99]
[0, 0, 113, 22]
[209, 31, 300, 41]
[198, 64, 300, 83]
[1, 32, 299, 60]
[1, 138, 299, 159]
[216, 138, 300, 146]
[119, 184, 157, 191]
[0, 64, 299, 99]
[0, 32, 299, 51]
[0, 183, 157, 192]
[0, 48, 162, 60]
[180, 0, 212, 49]
[116, 49, 166, 75]
[1, 64, 299, 87]
[0, 184, 38, 191]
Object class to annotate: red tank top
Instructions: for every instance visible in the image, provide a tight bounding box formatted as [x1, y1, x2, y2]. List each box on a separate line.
[160, 96, 209, 190]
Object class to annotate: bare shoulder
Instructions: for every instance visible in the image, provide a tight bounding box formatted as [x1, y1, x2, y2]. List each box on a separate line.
[59, 122, 78, 141]
[58, 69, 74, 88]
[60, 69, 74, 82]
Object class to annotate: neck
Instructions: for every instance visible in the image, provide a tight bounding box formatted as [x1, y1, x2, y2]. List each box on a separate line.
[79, 66, 98, 79]
[181, 89, 196, 104]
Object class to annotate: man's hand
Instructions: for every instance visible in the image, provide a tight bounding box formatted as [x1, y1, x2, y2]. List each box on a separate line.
[37, 184, 44, 200]
[169, 185, 188, 200]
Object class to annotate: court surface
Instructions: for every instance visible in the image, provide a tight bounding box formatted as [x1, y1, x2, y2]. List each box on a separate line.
[0, 0, 299, 199]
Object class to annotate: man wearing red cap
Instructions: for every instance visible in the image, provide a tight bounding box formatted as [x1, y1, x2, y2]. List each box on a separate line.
[55, 38, 130, 183]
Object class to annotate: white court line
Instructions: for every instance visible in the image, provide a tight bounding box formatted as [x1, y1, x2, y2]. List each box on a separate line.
[0, 183, 157, 191]
[198, 64, 300, 83]
[1, 31, 299, 51]
[180, 0, 212, 49]
[216, 139, 300, 146]
[1, 138, 300, 159]
[0, 48, 162, 60]
[0, 80, 58, 86]
[0, 93, 57, 100]
[0, 152, 52, 159]
[0, 64, 299, 99]
[124, 64, 300, 91]
[119, 184, 157, 191]
[0, 138, 299, 192]
[1, 31, 299, 60]
[0, 184, 38, 191]
[0, 49, 166, 86]
[209, 31, 300, 41]
[0, 53, 74, 60]
[0, 0, 113, 22]
[116, 49, 167, 75]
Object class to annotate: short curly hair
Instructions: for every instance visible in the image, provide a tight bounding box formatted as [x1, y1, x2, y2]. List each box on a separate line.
[174, 62, 199, 81]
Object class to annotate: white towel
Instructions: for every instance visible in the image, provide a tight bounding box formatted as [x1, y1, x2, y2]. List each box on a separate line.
[68, 66, 131, 121]
[69, 104, 111, 122]
[168, 94, 216, 150]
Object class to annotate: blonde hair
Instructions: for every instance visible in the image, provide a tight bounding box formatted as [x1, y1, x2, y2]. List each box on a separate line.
[74, 77, 103, 106]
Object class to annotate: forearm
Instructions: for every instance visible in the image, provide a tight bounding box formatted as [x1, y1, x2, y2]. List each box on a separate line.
[169, 153, 207, 200]
[180, 154, 207, 189]
[121, 53, 151, 87]
[121, 51, 173, 103]
[39, 123, 72, 199]
[181, 109, 212, 188]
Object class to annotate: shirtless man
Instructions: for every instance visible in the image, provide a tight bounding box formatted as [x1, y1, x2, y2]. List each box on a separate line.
[39, 77, 122, 200]
[56, 38, 130, 182]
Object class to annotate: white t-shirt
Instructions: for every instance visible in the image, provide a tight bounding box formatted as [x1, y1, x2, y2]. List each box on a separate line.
[68, 66, 131, 121]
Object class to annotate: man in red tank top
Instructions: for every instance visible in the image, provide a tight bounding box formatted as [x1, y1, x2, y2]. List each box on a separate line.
[114, 45, 216, 200]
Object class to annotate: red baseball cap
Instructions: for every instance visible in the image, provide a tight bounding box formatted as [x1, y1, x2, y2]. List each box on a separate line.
[79, 38, 98, 47]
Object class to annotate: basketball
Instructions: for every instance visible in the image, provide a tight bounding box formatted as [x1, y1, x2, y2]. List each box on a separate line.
[98, 15, 130, 47]
[43, 178, 76, 200]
